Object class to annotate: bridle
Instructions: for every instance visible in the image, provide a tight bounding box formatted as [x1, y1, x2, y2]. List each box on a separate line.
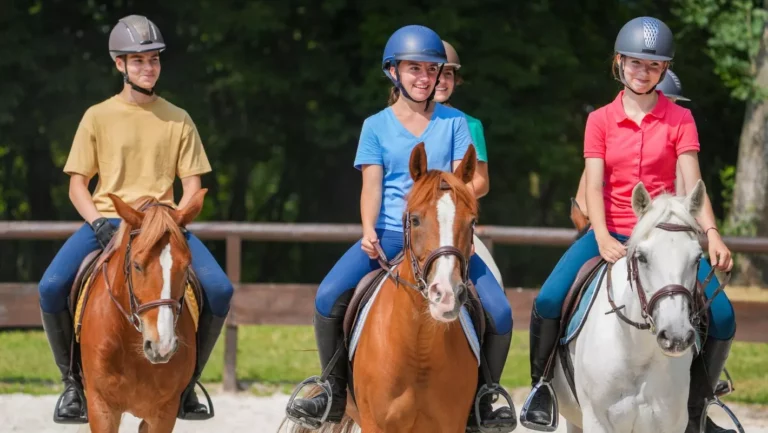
[102, 202, 187, 333]
[606, 222, 730, 334]
[375, 179, 474, 299]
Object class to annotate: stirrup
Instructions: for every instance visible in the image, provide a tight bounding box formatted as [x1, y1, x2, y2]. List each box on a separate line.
[53, 384, 88, 424]
[177, 380, 215, 420]
[699, 397, 744, 433]
[714, 368, 735, 398]
[285, 375, 334, 430]
[473, 383, 517, 433]
[519, 379, 559, 432]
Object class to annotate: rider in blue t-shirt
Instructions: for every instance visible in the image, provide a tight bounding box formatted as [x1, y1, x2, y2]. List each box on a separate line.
[286, 25, 515, 432]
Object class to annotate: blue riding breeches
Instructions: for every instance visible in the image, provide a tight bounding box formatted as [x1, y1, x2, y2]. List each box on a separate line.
[534, 229, 735, 340]
[38, 220, 234, 317]
[314, 228, 513, 335]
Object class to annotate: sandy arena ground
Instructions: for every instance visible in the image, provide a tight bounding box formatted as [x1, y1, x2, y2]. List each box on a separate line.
[3, 388, 765, 432]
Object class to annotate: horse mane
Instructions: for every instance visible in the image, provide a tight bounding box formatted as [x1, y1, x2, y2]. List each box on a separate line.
[106, 196, 186, 258]
[406, 170, 479, 216]
[627, 192, 701, 253]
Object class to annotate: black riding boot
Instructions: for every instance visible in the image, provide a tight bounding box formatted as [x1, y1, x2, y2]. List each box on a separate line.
[178, 310, 226, 420]
[42, 310, 88, 424]
[287, 294, 351, 426]
[520, 306, 560, 430]
[466, 330, 517, 433]
[685, 337, 737, 433]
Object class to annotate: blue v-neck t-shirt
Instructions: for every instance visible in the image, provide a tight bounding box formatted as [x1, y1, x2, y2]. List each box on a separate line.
[353, 102, 472, 232]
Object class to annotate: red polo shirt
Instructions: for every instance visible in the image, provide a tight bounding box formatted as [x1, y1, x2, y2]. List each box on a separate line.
[584, 90, 700, 236]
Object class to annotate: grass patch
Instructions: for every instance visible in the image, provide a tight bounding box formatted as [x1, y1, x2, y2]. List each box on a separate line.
[1, 326, 766, 404]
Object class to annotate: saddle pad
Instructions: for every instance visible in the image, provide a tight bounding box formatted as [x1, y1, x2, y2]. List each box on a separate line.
[347, 273, 481, 366]
[74, 277, 200, 343]
[561, 263, 608, 345]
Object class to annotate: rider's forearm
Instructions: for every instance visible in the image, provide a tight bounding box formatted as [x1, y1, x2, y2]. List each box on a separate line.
[360, 165, 383, 235]
[468, 162, 489, 198]
[178, 175, 202, 210]
[69, 174, 103, 225]
[585, 158, 609, 238]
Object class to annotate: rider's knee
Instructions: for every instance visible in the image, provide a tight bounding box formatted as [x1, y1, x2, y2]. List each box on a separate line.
[315, 281, 353, 318]
[708, 296, 736, 341]
[485, 302, 513, 335]
[534, 294, 562, 320]
[205, 279, 234, 317]
[38, 276, 69, 314]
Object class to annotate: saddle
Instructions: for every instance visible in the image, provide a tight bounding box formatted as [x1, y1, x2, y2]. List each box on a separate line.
[70, 249, 204, 343]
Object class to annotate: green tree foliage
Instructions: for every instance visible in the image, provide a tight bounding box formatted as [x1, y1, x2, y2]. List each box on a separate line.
[0, 0, 746, 287]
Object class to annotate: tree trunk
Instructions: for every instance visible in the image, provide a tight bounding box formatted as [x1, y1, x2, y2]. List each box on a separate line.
[728, 12, 768, 286]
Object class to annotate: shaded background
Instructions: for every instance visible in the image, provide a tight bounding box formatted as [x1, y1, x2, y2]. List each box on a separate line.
[0, 0, 760, 288]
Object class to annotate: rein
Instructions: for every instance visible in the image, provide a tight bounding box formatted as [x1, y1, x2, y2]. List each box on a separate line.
[605, 222, 730, 333]
[102, 202, 187, 333]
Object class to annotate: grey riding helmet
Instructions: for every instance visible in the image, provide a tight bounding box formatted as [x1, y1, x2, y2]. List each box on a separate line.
[109, 15, 165, 60]
[657, 69, 690, 102]
[108, 15, 165, 96]
[614, 17, 675, 94]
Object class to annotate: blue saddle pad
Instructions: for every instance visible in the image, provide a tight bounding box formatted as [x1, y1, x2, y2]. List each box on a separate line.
[347, 273, 481, 366]
[561, 262, 608, 345]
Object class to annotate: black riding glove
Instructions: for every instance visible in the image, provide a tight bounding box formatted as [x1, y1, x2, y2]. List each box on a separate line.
[90, 217, 117, 248]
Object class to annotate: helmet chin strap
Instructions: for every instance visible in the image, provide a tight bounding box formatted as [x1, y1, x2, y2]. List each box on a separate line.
[619, 56, 667, 96]
[121, 57, 155, 96]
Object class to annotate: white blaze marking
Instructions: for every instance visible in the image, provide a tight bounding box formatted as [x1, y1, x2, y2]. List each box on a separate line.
[434, 192, 456, 282]
[157, 243, 174, 353]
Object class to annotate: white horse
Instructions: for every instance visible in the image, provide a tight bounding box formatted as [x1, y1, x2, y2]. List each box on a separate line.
[551, 180, 707, 433]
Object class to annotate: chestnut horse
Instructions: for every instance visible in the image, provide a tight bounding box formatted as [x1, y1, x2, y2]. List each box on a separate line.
[78, 190, 206, 432]
[281, 143, 482, 433]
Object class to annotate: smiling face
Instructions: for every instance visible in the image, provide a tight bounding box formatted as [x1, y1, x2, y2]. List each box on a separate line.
[390, 61, 440, 101]
[434, 66, 457, 103]
[116, 51, 161, 90]
[618, 55, 668, 94]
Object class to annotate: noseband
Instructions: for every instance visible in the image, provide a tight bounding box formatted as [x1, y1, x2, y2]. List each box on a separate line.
[606, 222, 730, 333]
[375, 179, 474, 298]
[103, 202, 186, 333]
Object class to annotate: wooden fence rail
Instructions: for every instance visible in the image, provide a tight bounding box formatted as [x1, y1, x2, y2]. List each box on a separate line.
[1, 221, 767, 391]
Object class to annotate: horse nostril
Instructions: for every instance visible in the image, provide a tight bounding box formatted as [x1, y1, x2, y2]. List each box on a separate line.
[143, 340, 152, 354]
[657, 330, 671, 348]
[457, 284, 468, 305]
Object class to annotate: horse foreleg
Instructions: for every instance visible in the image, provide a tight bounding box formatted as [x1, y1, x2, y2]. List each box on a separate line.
[580, 404, 613, 433]
[85, 396, 121, 433]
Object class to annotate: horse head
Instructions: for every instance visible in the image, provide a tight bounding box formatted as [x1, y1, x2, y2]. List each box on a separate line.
[628, 180, 706, 356]
[404, 142, 478, 322]
[109, 189, 206, 364]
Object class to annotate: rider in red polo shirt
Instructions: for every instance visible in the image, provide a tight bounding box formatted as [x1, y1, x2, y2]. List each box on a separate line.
[520, 17, 737, 433]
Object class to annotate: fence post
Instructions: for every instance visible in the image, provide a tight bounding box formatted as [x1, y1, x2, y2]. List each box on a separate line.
[223, 235, 241, 392]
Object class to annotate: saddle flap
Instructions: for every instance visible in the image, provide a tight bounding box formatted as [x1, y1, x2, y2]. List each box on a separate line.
[69, 250, 102, 314]
[561, 256, 604, 320]
[343, 268, 389, 342]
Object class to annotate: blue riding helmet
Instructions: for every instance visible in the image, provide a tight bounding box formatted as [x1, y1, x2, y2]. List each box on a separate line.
[382, 25, 447, 103]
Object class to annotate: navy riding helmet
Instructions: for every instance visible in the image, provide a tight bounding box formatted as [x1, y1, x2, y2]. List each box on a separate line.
[382, 25, 447, 104]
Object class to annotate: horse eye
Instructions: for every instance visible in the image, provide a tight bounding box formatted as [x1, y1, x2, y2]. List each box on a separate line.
[637, 253, 647, 264]
[133, 262, 142, 272]
[411, 215, 421, 227]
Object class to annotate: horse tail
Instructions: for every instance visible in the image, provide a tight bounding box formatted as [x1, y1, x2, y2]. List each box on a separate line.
[277, 384, 359, 433]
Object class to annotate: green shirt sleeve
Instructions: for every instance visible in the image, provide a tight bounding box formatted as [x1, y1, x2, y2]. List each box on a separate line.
[464, 114, 488, 162]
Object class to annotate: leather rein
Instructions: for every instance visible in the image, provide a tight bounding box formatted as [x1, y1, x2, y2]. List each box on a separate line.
[606, 222, 730, 334]
[101, 202, 187, 333]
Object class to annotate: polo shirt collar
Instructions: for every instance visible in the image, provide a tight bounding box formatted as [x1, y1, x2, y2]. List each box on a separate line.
[610, 89, 668, 123]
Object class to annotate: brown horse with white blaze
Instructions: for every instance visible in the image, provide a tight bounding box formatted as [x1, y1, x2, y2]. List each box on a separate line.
[281, 143, 481, 433]
[78, 190, 206, 433]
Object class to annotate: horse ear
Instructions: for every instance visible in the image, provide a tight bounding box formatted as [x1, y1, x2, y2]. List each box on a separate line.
[631, 182, 652, 217]
[453, 145, 477, 184]
[409, 142, 428, 181]
[685, 179, 706, 218]
[109, 193, 144, 227]
[173, 189, 207, 227]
